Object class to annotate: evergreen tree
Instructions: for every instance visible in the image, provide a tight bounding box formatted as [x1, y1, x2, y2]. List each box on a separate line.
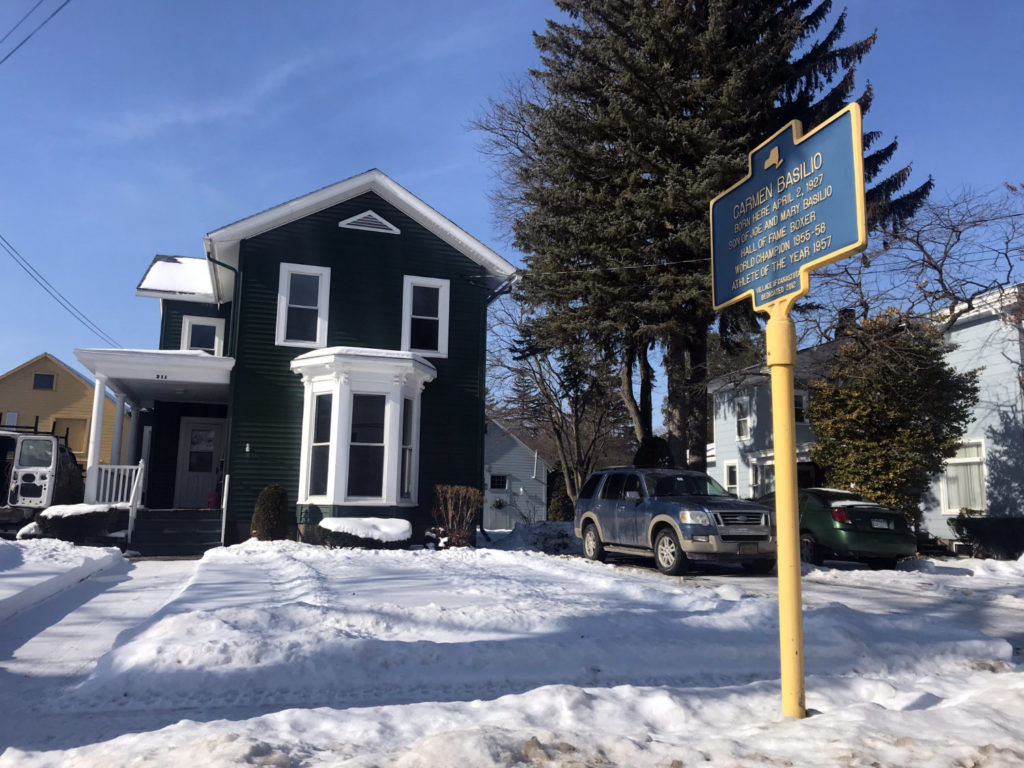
[477, 0, 931, 469]
[807, 311, 979, 526]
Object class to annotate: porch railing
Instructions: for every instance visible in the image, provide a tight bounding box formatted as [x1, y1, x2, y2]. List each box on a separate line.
[94, 462, 142, 505]
[91, 461, 145, 543]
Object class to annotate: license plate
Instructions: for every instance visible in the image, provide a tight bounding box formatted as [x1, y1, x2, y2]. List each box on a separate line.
[739, 543, 758, 554]
[871, 518, 892, 530]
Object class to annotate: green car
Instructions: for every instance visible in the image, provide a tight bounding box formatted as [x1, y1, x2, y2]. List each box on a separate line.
[758, 488, 917, 569]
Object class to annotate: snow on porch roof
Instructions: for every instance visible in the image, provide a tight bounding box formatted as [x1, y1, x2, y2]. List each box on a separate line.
[136, 255, 215, 303]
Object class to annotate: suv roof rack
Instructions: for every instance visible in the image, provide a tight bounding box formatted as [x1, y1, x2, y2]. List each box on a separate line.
[0, 420, 73, 449]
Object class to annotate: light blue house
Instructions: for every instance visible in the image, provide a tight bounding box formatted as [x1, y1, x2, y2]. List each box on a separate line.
[483, 420, 552, 529]
[707, 285, 1024, 542]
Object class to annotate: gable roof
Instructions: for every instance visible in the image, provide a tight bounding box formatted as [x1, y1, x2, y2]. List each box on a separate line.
[486, 418, 556, 471]
[0, 352, 113, 401]
[136, 255, 216, 303]
[203, 169, 517, 304]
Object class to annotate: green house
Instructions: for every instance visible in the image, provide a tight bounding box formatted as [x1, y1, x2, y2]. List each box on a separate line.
[75, 170, 516, 549]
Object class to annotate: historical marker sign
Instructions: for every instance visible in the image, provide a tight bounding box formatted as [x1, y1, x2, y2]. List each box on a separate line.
[710, 103, 867, 312]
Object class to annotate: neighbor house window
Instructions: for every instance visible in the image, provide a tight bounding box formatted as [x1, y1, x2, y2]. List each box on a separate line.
[309, 394, 332, 497]
[725, 462, 738, 495]
[752, 462, 774, 497]
[181, 316, 226, 356]
[941, 441, 986, 513]
[794, 392, 807, 423]
[401, 275, 449, 357]
[33, 373, 54, 390]
[490, 474, 508, 491]
[277, 263, 330, 348]
[736, 399, 751, 440]
[348, 394, 386, 498]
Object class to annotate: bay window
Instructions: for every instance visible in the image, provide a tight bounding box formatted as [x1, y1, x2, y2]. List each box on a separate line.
[291, 347, 436, 507]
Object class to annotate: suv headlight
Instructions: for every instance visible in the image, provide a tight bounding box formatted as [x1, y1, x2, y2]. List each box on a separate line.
[678, 508, 710, 526]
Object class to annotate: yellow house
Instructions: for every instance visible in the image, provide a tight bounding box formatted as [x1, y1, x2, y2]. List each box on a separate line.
[0, 353, 130, 468]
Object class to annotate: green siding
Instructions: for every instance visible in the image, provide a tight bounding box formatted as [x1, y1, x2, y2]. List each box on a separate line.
[223, 192, 493, 543]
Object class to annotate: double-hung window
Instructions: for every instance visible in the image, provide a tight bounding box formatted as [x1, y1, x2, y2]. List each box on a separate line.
[736, 399, 751, 440]
[402, 276, 449, 357]
[348, 394, 387, 498]
[309, 394, 332, 497]
[725, 462, 739, 495]
[277, 263, 330, 348]
[941, 441, 986, 513]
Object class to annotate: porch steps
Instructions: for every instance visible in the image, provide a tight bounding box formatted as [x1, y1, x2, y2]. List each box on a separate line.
[113, 508, 223, 557]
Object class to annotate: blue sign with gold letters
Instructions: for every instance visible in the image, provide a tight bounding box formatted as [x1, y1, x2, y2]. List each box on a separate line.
[710, 104, 867, 311]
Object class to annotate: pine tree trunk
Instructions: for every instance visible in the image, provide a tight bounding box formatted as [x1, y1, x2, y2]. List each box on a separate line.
[685, 332, 709, 472]
[663, 331, 689, 467]
[619, 343, 652, 444]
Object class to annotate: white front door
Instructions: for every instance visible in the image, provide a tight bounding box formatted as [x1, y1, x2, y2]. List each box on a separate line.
[174, 418, 225, 509]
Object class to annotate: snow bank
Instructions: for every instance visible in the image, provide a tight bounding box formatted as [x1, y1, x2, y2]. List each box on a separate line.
[318, 516, 412, 542]
[65, 540, 1010, 717]
[39, 503, 114, 519]
[486, 521, 583, 556]
[0, 539, 123, 622]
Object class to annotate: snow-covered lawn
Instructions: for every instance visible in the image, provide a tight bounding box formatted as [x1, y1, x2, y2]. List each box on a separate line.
[1, 528, 1023, 767]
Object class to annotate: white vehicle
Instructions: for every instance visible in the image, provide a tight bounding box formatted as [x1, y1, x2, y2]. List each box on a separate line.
[1, 427, 84, 532]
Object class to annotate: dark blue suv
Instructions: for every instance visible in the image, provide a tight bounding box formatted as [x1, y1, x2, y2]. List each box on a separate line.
[574, 467, 775, 574]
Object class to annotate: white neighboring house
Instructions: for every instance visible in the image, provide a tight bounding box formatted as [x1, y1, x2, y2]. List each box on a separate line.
[483, 420, 553, 529]
[707, 285, 1024, 542]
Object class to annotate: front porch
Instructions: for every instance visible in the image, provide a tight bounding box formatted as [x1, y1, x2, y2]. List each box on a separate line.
[74, 348, 235, 553]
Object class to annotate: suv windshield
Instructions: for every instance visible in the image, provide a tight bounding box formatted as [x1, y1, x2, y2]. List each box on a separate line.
[649, 472, 732, 498]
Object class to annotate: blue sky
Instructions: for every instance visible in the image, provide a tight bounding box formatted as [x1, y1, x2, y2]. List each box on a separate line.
[1, 0, 1022, 381]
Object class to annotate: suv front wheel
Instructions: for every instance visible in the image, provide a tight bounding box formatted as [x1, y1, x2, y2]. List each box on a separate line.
[582, 524, 606, 562]
[654, 528, 688, 575]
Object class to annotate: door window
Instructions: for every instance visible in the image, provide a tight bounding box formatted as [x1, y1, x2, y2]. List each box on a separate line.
[187, 429, 216, 472]
[601, 474, 626, 501]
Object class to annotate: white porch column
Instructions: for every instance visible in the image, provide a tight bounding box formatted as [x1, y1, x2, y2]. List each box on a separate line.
[127, 401, 141, 463]
[85, 373, 108, 503]
[110, 392, 126, 464]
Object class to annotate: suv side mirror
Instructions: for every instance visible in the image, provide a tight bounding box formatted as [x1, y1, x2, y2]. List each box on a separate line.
[625, 490, 641, 501]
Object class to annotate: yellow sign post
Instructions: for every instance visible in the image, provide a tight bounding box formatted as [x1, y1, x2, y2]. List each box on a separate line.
[709, 104, 868, 718]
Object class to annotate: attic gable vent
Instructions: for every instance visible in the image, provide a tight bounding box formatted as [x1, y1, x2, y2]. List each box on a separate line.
[338, 210, 400, 235]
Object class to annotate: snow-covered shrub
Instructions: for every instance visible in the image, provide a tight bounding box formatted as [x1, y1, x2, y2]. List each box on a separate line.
[430, 484, 481, 548]
[251, 484, 289, 541]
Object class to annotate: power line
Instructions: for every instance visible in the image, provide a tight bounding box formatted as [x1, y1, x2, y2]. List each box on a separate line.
[0, 0, 47, 46]
[0, 0, 73, 69]
[0, 230, 121, 347]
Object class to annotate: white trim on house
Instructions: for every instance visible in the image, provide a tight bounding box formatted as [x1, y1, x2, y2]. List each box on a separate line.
[401, 275, 450, 358]
[276, 262, 331, 349]
[338, 210, 400, 235]
[203, 169, 517, 304]
[181, 315, 226, 356]
[290, 346, 436, 508]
